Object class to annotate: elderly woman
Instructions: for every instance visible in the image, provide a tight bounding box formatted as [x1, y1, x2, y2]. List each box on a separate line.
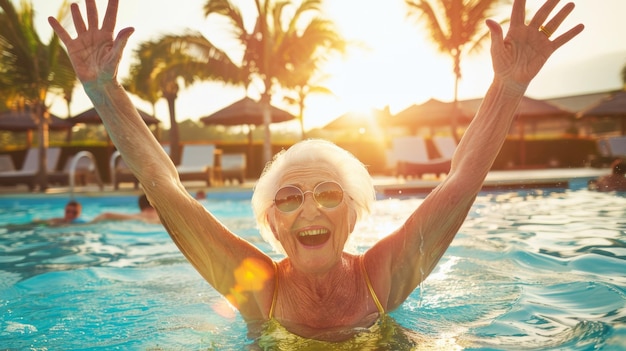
[49, 0, 583, 347]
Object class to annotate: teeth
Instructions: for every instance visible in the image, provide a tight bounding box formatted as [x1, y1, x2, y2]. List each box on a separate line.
[299, 229, 328, 236]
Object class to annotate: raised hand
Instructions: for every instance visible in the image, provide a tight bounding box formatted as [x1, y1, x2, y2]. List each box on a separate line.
[48, 0, 134, 84]
[486, 0, 584, 87]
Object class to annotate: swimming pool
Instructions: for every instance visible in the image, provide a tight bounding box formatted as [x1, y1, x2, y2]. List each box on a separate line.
[0, 186, 625, 350]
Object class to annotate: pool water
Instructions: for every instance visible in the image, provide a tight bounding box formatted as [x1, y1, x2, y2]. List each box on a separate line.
[0, 188, 625, 350]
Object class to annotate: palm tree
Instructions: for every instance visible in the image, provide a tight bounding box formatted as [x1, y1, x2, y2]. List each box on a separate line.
[284, 82, 333, 140]
[279, 17, 346, 140]
[0, 0, 76, 191]
[124, 33, 241, 165]
[203, 0, 345, 162]
[405, 0, 509, 140]
[283, 68, 338, 140]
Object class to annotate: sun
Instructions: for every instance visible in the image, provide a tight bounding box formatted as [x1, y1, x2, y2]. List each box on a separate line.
[257, 0, 505, 131]
[299, 0, 495, 131]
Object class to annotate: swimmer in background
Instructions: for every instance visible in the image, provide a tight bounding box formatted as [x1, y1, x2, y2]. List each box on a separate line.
[195, 190, 207, 200]
[92, 194, 161, 224]
[589, 159, 626, 192]
[33, 200, 87, 226]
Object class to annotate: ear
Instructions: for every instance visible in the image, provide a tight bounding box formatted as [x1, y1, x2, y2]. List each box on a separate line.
[266, 212, 280, 241]
[348, 207, 357, 233]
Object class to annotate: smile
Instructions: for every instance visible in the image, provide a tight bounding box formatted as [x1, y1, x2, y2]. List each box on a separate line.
[297, 228, 331, 247]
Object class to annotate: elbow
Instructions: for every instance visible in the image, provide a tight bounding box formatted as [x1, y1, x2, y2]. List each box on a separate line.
[438, 171, 483, 203]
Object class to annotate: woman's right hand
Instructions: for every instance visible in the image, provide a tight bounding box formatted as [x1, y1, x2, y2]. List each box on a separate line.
[48, 0, 134, 85]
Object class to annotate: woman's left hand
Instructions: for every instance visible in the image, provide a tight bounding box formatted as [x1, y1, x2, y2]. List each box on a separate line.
[487, 0, 584, 88]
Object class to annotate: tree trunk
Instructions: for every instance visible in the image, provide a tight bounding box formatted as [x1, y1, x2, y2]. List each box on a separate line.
[36, 106, 50, 192]
[451, 52, 461, 142]
[167, 99, 181, 165]
[298, 97, 306, 140]
[165, 82, 181, 165]
[261, 93, 272, 164]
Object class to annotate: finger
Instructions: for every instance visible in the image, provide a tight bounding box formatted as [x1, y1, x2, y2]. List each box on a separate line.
[70, 3, 87, 33]
[110, 27, 135, 61]
[541, 2, 575, 37]
[551, 23, 584, 50]
[486, 19, 504, 54]
[48, 17, 72, 43]
[528, 0, 560, 29]
[85, 0, 99, 30]
[102, 0, 120, 33]
[510, 0, 526, 27]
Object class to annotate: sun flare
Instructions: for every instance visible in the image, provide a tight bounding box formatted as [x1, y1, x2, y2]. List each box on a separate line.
[300, 0, 494, 130]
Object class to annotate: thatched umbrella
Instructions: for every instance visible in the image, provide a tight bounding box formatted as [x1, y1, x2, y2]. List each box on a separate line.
[0, 110, 71, 146]
[460, 96, 573, 165]
[200, 97, 295, 162]
[322, 108, 391, 131]
[323, 108, 391, 134]
[513, 96, 574, 166]
[68, 107, 161, 143]
[388, 98, 473, 135]
[200, 97, 295, 126]
[69, 107, 160, 125]
[578, 90, 626, 135]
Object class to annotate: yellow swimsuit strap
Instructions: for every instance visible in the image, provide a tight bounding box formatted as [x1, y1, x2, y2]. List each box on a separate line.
[360, 255, 385, 314]
[268, 260, 278, 319]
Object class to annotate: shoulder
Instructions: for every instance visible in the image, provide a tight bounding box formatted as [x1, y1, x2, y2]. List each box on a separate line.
[92, 212, 135, 222]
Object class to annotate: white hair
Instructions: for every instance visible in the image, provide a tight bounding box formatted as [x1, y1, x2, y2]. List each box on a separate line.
[251, 139, 375, 253]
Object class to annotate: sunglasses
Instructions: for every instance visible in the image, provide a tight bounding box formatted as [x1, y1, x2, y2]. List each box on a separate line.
[274, 181, 344, 213]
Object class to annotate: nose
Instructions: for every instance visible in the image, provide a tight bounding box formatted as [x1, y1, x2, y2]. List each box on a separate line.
[300, 192, 321, 219]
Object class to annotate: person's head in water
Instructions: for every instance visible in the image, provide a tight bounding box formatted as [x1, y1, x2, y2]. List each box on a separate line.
[611, 159, 626, 175]
[36, 200, 84, 226]
[64, 201, 82, 223]
[138, 194, 152, 211]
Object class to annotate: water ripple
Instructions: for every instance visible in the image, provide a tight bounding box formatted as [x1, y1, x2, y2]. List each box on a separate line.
[0, 190, 624, 349]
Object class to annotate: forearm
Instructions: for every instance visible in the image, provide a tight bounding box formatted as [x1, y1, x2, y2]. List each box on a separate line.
[83, 80, 178, 186]
[420, 78, 528, 260]
[449, 77, 527, 190]
[384, 78, 528, 304]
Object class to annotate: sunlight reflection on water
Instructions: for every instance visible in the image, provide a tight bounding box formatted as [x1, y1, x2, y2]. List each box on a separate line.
[0, 189, 624, 350]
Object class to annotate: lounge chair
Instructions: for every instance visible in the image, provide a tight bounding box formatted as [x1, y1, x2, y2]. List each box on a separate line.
[111, 144, 219, 189]
[50, 151, 103, 190]
[596, 136, 626, 166]
[110, 150, 138, 190]
[432, 136, 457, 159]
[177, 144, 219, 186]
[605, 136, 626, 157]
[0, 147, 61, 190]
[221, 153, 246, 184]
[391, 136, 451, 178]
[111, 145, 170, 190]
[0, 155, 14, 172]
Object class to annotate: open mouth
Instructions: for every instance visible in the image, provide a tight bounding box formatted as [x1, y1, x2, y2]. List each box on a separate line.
[297, 228, 331, 247]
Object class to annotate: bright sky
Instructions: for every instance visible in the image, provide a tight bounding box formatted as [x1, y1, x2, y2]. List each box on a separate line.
[20, 0, 626, 130]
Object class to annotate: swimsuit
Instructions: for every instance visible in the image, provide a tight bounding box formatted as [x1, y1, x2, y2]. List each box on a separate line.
[255, 256, 415, 350]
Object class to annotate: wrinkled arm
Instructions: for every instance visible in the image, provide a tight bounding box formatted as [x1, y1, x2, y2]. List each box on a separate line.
[366, 0, 584, 310]
[48, 0, 274, 319]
